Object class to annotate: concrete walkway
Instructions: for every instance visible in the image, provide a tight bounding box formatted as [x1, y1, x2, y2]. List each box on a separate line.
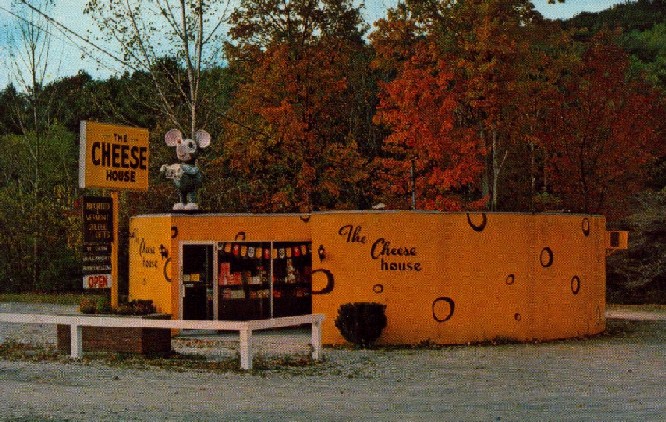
[606, 309, 666, 321]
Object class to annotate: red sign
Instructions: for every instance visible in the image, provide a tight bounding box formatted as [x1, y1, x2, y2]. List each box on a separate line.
[83, 274, 111, 289]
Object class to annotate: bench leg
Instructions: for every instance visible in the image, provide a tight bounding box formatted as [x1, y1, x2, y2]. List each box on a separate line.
[70, 325, 83, 359]
[311, 319, 322, 361]
[239, 328, 252, 370]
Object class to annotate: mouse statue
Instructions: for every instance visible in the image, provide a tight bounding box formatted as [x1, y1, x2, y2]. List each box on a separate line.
[160, 128, 211, 211]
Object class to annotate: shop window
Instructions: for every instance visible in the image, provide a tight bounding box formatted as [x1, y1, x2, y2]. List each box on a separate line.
[272, 242, 312, 318]
[217, 241, 312, 320]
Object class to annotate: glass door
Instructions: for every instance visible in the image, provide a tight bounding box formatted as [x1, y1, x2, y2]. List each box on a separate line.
[181, 244, 214, 320]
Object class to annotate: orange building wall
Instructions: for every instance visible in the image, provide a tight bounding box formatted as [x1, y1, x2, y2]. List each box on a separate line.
[130, 214, 313, 318]
[310, 212, 606, 345]
[129, 212, 607, 345]
[128, 215, 173, 314]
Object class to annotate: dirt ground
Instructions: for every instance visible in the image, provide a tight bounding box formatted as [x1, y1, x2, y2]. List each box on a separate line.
[0, 303, 664, 421]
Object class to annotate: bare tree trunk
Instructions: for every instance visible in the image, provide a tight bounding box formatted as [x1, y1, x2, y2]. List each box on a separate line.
[490, 130, 507, 212]
[530, 141, 535, 212]
[13, 0, 53, 290]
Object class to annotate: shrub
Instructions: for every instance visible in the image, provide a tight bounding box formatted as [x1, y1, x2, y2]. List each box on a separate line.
[114, 300, 156, 316]
[79, 297, 156, 316]
[334, 302, 387, 346]
[79, 297, 97, 314]
[95, 296, 112, 314]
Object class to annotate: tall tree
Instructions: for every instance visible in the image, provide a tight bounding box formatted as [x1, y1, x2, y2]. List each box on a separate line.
[495, 19, 578, 212]
[211, 0, 372, 212]
[434, 0, 547, 210]
[84, 0, 231, 136]
[9, 0, 54, 134]
[372, 40, 485, 210]
[371, 0, 551, 210]
[545, 32, 663, 218]
[6, 0, 60, 289]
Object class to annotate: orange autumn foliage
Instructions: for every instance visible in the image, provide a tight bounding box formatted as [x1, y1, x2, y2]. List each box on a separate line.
[212, 0, 371, 212]
[373, 41, 486, 211]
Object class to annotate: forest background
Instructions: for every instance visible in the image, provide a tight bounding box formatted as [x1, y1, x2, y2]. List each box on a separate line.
[0, 0, 664, 304]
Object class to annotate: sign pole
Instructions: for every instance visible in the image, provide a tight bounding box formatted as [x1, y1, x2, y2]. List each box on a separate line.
[111, 191, 119, 308]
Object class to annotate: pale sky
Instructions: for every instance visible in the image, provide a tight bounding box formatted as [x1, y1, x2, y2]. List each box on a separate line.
[0, 0, 629, 90]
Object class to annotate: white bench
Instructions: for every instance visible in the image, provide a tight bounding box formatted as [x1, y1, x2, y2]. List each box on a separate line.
[0, 313, 325, 370]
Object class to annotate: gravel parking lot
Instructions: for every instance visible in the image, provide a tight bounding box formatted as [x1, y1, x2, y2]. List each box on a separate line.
[0, 303, 664, 421]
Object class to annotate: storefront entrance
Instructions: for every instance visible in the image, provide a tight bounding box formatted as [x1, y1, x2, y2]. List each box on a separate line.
[180, 241, 312, 321]
[181, 244, 215, 320]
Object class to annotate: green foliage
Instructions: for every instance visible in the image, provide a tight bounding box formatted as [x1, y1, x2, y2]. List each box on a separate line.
[607, 189, 666, 304]
[565, 0, 666, 33]
[0, 84, 24, 134]
[0, 125, 81, 292]
[0, 292, 86, 304]
[95, 296, 112, 314]
[623, 23, 666, 88]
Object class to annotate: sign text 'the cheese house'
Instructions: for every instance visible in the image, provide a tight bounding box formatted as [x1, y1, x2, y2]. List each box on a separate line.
[79, 121, 149, 190]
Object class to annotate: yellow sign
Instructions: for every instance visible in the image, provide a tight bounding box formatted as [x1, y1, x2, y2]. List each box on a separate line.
[79, 121, 150, 190]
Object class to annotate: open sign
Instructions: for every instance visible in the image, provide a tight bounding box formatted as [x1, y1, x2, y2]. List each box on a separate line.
[83, 274, 111, 289]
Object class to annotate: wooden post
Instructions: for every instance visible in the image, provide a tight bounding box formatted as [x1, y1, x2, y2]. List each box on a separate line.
[70, 324, 83, 359]
[111, 191, 119, 308]
[311, 318, 323, 361]
[239, 327, 253, 370]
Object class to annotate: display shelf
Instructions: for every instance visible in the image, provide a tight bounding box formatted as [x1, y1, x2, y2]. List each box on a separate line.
[216, 241, 312, 320]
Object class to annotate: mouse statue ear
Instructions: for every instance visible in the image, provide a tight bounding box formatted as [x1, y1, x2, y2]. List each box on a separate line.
[194, 129, 211, 149]
[165, 129, 182, 146]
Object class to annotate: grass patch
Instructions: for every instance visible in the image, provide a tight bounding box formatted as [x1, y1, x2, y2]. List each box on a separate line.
[0, 292, 104, 306]
[603, 318, 666, 343]
[0, 340, 61, 362]
[89, 351, 334, 375]
[82, 351, 244, 373]
[0, 341, 332, 376]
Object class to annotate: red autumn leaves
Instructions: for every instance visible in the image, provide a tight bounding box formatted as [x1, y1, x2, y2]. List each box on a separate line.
[214, 0, 663, 218]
